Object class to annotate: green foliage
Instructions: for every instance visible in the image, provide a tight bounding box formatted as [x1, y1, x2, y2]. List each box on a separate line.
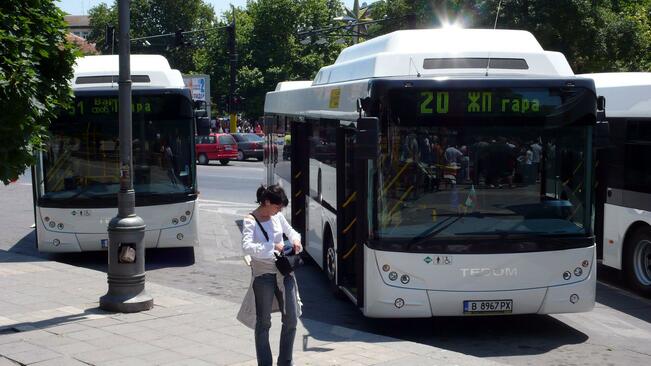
[87, 0, 215, 73]
[0, 0, 77, 184]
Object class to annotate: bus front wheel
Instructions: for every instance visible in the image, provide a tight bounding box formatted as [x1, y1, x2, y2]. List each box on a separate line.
[624, 226, 651, 296]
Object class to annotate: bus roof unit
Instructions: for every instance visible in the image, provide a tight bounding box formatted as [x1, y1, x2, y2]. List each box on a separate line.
[313, 29, 574, 85]
[72, 54, 185, 90]
[581, 72, 651, 118]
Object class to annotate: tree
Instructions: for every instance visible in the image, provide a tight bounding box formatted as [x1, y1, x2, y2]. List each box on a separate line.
[198, 0, 345, 120]
[0, 1, 78, 184]
[87, 0, 215, 73]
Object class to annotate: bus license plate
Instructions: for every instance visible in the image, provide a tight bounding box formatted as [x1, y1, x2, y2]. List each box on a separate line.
[463, 300, 512, 314]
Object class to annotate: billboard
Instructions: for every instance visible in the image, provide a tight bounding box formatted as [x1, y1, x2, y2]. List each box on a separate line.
[183, 74, 211, 118]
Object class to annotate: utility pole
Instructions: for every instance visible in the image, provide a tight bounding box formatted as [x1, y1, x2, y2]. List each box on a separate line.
[228, 4, 237, 134]
[100, 0, 153, 313]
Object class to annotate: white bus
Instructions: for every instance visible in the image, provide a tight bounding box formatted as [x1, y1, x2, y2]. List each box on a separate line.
[585, 73, 651, 295]
[32, 55, 199, 252]
[264, 29, 598, 317]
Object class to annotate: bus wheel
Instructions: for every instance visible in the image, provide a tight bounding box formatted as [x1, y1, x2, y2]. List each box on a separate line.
[624, 227, 651, 295]
[219, 159, 230, 166]
[324, 233, 343, 297]
[198, 154, 208, 165]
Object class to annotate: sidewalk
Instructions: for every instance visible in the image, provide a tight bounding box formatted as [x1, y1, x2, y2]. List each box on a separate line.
[0, 250, 505, 366]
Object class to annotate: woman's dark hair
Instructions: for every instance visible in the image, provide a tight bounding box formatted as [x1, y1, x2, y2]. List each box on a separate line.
[256, 184, 289, 207]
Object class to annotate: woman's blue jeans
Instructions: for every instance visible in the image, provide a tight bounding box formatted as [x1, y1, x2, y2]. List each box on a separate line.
[252, 273, 297, 366]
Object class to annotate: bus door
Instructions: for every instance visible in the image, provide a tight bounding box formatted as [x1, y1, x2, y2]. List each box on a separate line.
[337, 125, 362, 304]
[291, 121, 310, 243]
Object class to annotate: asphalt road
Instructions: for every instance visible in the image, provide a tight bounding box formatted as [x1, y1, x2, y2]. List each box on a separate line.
[2, 162, 651, 365]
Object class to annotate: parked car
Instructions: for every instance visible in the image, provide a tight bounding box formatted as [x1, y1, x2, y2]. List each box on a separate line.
[195, 133, 238, 165]
[231, 133, 265, 161]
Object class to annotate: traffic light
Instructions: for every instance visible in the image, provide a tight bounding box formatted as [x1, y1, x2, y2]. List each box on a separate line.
[104, 25, 115, 52]
[175, 29, 184, 47]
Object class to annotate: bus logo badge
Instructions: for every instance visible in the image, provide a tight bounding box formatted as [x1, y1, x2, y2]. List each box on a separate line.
[424, 256, 432, 264]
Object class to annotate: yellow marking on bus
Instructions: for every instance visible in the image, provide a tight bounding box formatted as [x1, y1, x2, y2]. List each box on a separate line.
[329, 88, 341, 108]
[382, 162, 411, 194]
[342, 218, 357, 234]
[342, 243, 358, 260]
[294, 171, 302, 179]
[341, 192, 357, 208]
[295, 190, 302, 198]
[388, 186, 414, 217]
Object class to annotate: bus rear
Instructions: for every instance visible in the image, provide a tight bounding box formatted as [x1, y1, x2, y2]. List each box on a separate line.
[359, 77, 597, 317]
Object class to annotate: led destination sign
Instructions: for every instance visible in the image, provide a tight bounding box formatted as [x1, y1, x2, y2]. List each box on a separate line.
[67, 97, 153, 116]
[415, 89, 563, 117]
[62, 94, 193, 120]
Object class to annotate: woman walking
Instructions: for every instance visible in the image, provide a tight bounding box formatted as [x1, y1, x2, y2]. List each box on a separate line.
[238, 184, 302, 366]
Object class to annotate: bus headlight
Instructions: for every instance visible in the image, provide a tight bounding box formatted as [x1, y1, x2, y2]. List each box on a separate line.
[185, 210, 191, 216]
[562, 271, 571, 280]
[180, 215, 187, 222]
[394, 298, 405, 308]
[388, 271, 398, 281]
[582, 260, 590, 268]
[570, 294, 579, 304]
[57, 223, 64, 230]
[53, 239, 60, 246]
[172, 218, 179, 225]
[177, 233, 184, 240]
[400, 274, 410, 284]
[382, 264, 390, 272]
[49, 221, 56, 228]
[574, 267, 583, 277]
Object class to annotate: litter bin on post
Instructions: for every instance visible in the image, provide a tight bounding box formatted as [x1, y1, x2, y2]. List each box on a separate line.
[99, 215, 153, 313]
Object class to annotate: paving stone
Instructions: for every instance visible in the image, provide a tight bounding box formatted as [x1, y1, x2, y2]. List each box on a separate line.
[4, 348, 62, 365]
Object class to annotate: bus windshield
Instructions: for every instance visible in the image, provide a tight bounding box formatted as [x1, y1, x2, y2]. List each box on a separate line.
[39, 92, 195, 204]
[375, 86, 595, 244]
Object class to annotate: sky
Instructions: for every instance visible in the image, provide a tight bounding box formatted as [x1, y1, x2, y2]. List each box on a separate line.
[57, 0, 359, 17]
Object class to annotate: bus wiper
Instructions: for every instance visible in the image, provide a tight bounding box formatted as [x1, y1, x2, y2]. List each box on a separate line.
[454, 231, 563, 239]
[406, 216, 463, 250]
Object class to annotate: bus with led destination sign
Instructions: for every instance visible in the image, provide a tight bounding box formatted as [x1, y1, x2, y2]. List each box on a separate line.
[32, 55, 199, 253]
[263, 28, 598, 318]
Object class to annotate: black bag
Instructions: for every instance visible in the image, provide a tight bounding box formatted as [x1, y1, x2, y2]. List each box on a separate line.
[251, 213, 296, 276]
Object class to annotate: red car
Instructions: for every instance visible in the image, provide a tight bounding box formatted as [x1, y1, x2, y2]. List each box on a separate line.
[195, 133, 238, 165]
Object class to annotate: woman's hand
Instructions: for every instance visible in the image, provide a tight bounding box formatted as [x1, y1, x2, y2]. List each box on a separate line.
[274, 242, 285, 252]
[292, 240, 303, 254]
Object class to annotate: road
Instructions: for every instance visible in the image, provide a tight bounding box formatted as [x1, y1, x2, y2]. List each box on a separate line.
[2, 161, 651, 365]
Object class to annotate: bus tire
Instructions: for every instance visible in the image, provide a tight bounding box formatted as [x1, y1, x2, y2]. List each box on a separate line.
[219, 159, 230, 166]
[324, 231, 344, 298]
[624, 226, 651, 296]
[198, 154, 208, 165]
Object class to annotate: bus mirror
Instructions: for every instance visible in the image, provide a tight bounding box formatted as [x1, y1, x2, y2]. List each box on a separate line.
[597, 96, 605, 111]
[357, 117, 379, 160]
[594, 120, 610, 148]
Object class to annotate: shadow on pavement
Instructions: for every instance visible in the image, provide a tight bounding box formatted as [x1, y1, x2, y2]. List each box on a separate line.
[6, 230, 196, 272]
[0, 307, 110, 335]
[595, 264, 651, 324]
